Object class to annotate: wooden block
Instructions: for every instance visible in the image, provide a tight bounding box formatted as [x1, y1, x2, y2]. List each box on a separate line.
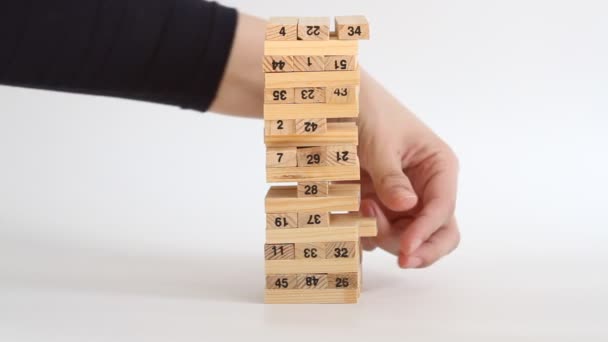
[265, 257, 359, 274]
[265, 119, 296, 136]
[264, 38, 358, 56]
[295, 118, 327, 135]
[265, 122, 358, 147]
[297, 181, 329, 198]
[327, 273, 359, 289]
[326, 145, 358, 166]
[294, 87, 326, 104]
[265, 70, 359, 88]
[335, 15, 370, 40]
[264, 102, 359, 120]
[293, 56, 325, 72]
[325, 241, 357, 259]
[297, 17, 330, 41]
[266, 274, 297, 289]
[298, 211, 330, 228]
[267, 163, 360, 182]
[326, 86, 357, 104]
[264, 243, 295, 260]
[296, 274, 328, 289]
[266, 213, 298, 229]
[266, 147, 297, 168]
[296, 147, 327, 167]
[325, 55, 358, 71]
[266, 17, 298, 41]
[265, 184, 360, 213]
[264, 88, 294, 104]
[263, 56, 293, 73]
[264, 289, 358, 304]
[358, 216, 378, 237]
[295, 242, 326, 260]
[266, 220, 358, 243]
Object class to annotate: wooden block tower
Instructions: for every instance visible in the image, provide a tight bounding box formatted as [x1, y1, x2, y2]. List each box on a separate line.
[263, 16, 376, 304]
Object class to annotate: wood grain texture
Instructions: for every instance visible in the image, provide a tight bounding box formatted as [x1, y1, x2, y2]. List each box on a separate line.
[264, 289, 358, 304]
[266, 224, 358, 244]
[265, 184, 360, 214]
[265, 70, 359, 88]
[326, 86, 358, 104]
[266, 147, 297, 168]
[297, 17, 330, 41]
[335, 15, 370, 40]
[297, 211, 330, 228]
[264, 88, 294, 104]
[295, 118, 327, 135]
[327, 273, 359, 289]
[296, 146, 327, 167]
[264, 102, 359, 120]
[263, 56, 293, 73]
[359, 216, 378, 237]
[294, 87, 326, 104]
[264, 38, 358, 56]
[266, 213, 298, 229]
[295, 242, 326, 260]
[297, 181, 329, 198]
[296, 273, 328, 289]
[325, 241, 357, 259]
[265, 122, 358, 147]
[326, 145, 358, 166]
[265, 256, 359, 274]
[266, 17, 298, 41]
[264, 243, 295, 260]
[266, 163, 360, 182]
[293, 56, 325, 71]
[324, 55, 358, 71]
[264, 119, 296, 136]
[266, 274, 297, 289]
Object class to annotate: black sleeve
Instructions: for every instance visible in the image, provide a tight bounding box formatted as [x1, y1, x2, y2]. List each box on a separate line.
[0, 0, 237, 112]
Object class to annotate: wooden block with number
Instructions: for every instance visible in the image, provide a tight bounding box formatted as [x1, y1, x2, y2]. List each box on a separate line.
[295, 118, 327, 135]
[266, 17, 298, 41]
[266, 213, 298, 229]
[296, 146, 327, 167]
[335, 15, 370, 40]
[298, 211, 330, 228]
[294, 87, 326, 104]
[265, 184, 360, 213]
[297, 17, 330, 41]
[263, 56, 293, 73]
[327, 273, 359, 289]
[293, 56, 325, 72]
[325, 241, 357, 259]
[297, 181, 329, 198]
[325, 55, 358, 71]
[266, 274, 297, 289]
[264, 88, 294, 104]
[265, 119, 296, 136]
[264, 243, 295, 260]
[326, 145, 358, 166]
[266, 147, 297, 168]
[296, 274, 328, 289]
[295, 242, 326, 260]
[326, 86, 357, 104]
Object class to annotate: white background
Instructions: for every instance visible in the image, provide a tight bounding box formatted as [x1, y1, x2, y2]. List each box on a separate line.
[1, 0, 607, 341]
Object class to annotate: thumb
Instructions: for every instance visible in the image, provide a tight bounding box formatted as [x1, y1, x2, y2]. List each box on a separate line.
[367, 156, 418, 212]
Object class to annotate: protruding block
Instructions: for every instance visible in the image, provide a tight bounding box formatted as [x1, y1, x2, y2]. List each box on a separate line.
[325, 241, 357, 259]
[265, 184, 360, 214]
[265, 119, 296, 136]
[297, 17, 330, 41]
[266, 17, 298, 41]
[264, 243, 295, 260]
[295, 118, 327, 135]
[326, 145, 358, 166]
[263, 56, 294, 73]
[266, 147, 297, 168]
[298, 211, 330, 228]
[264, 88, 294, 104]
[335, 15, 370, 40]
[326, 86, 357, 104]
[266, 274, 297, 289]
[325, 55, 358, 71]
[293, 56, 325, 72]
[296, 147, 327, 167]
[297, 181, 329, 198]
[265, 122, 358, 148]
[295, 242, 326, 260]
[294, 87, 326, 104]
[296, 274, 328, 289]
[327, 273, 359, 289]
[266, 213, 298, 229]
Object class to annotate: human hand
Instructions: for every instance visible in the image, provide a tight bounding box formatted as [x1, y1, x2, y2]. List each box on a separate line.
[357, 70, 460, 268]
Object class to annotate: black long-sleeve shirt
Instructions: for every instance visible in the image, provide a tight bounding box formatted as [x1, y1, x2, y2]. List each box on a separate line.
[0, 0, 237, 112]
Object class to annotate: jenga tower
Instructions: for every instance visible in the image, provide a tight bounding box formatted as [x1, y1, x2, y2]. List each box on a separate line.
[263, 16, 376, 304]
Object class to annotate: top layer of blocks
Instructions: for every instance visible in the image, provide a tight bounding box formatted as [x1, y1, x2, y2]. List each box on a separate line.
[266, 16, 370, 41]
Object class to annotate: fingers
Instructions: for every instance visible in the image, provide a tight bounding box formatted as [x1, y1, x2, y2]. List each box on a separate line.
[399, 216, 460, 268]
[367, 152, 418, 212]
[360, 198, 400, 255]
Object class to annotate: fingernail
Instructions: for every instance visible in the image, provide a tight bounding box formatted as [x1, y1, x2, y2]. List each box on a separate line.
[401, 256, 422, 269]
